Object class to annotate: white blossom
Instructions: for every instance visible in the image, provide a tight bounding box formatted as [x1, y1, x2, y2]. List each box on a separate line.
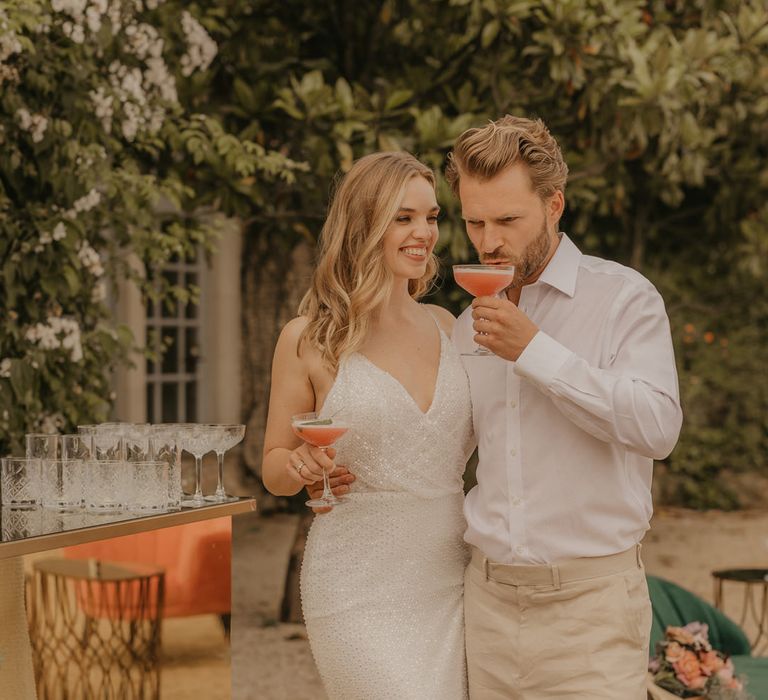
[121, 101, 140, 141]
[77, 240, 104, 277]
[85, 6, 102, 33]
[179, 11, 217, 77]
[91, 280, 107, 303]
[62, 20, 85, 44]
[73, 188, 101, 213]
[0, 29, 22, 62]
[26, 317, 83, 362]
[90, 86, 114, 133]
[0, 358, 11, 378]
[144, 56, 177, 103]
[52, 222, 67, 241]
[124, 22, 163, 60]
[16, 108, 48, 143]
[51, 0, 87, 19]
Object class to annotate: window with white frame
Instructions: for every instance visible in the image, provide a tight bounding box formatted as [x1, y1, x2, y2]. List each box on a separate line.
[145, 256, 203, 423]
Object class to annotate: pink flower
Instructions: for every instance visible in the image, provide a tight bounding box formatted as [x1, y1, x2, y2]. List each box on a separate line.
[667, 626, 696, 646]
[665, 641, 686, 663]
[698, 650, 724, 676]
[673, 650, 707, 689]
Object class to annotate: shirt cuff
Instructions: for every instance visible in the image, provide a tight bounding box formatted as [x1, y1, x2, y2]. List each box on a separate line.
[514, 331, 572, 387]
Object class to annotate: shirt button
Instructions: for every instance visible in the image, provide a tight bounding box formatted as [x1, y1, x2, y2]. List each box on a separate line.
[511, 497, 522, 507]
[509, 447, 517, 457]
[515, 545, 525, 555]
[508, 399, 517, 408]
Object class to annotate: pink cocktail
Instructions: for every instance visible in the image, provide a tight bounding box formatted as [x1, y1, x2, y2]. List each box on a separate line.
[291, 413, 349, 508]
[292, 424, 349, 448]
[453, 264, 516, 356]
[453, 265, 516, 297]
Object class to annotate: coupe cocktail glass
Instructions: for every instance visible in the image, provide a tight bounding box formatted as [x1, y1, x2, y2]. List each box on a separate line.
[203, 424, 245, 503]
[180, 425, 218, 508]
[452, 264, 516, 356]
[291, 412, 349, 509]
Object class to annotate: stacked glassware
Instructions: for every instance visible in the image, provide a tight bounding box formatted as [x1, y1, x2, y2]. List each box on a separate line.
[0, 423, 246, 517]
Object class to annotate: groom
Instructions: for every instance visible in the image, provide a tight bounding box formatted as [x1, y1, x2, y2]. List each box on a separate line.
[444, 114, 682, 699]
[311, 115, 682, 698]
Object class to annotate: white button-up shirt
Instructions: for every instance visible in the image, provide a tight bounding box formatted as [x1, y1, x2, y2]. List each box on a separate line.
[453, 233, 683, 564]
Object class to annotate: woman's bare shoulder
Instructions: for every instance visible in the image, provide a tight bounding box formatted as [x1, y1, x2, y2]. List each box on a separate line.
[276, 316, 324, 365]
[424, 304, 456, 335]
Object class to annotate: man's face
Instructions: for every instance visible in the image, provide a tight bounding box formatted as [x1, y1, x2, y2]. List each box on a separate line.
[459, 163, 563, 288]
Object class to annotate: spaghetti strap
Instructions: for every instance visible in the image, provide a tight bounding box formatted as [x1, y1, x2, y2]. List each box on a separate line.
[421, 304, 444, 333]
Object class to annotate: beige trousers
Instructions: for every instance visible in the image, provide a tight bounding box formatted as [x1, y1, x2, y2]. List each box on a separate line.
[464, 545, 651, 700]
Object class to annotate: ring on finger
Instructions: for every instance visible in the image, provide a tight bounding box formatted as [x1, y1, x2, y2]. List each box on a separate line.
[294, 460, 307, 477]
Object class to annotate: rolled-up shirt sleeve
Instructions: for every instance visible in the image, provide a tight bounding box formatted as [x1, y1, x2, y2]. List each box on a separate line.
[514, 281, 682, 460]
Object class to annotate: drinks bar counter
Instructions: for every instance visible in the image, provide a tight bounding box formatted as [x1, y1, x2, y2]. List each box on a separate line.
[0, 498, 256, 699]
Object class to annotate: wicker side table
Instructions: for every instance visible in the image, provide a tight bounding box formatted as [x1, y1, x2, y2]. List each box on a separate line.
[27, 558, 165, 700]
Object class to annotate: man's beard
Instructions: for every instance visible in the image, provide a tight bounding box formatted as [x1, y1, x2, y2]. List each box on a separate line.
[480, 220, 552, 288]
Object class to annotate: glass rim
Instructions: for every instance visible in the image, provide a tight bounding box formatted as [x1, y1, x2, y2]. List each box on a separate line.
[291, 412, 349, 428]
[452, 263, 516, 273]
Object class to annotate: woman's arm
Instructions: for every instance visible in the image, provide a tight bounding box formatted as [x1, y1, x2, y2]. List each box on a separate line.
[261, 317, 335, 496]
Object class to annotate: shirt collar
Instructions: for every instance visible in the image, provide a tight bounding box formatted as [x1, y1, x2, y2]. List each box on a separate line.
[534, 232, 581, 298]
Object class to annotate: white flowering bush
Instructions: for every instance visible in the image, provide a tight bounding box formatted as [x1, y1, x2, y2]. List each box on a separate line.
[0, 0, 304, 454]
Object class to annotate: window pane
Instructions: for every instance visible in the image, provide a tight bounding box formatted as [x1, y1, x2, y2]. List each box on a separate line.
[161, 383, 178, 423]
[185, 273, 198, 319]
[185, 328, 199, 374]
[147, 383, 155, 423]
[185, 381, 197, 422]
[161, 270, 179, 318]
[161, 328, 179, 374]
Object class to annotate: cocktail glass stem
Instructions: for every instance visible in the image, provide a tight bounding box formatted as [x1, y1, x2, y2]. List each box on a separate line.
[319, 448, 334, 502]
[193, 454, 204, 502]
[215, 451, 226, 498]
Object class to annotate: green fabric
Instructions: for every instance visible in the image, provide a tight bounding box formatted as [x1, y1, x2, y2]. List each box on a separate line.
[647, 575, 751, 655]
[732, 656, 768, 698]
[647, 575, 768, 699]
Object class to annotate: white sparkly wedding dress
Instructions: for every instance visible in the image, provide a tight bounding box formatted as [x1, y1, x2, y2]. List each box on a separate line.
[300, 323, 474, 700]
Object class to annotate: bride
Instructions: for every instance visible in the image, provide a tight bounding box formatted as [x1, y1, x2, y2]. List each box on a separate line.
[261, 151, 474, 699]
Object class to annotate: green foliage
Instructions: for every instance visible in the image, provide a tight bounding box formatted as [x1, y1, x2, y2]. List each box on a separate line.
[193, 0, 766, 508]
[1, 0, 765, 506]
[0, 0, 302, 454]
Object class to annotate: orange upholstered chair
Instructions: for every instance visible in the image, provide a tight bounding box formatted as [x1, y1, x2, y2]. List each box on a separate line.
[63, 517, 231, 618]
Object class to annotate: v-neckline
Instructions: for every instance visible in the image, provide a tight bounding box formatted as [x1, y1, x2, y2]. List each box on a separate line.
[355, 328, 445, 416]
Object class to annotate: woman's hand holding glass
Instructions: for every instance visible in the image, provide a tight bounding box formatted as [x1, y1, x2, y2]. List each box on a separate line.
[287, 444, 338, 487]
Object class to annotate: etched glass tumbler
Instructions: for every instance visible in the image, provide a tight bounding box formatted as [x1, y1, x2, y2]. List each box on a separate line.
[61, 434, 92, 461]
[41, 459, 84, 510]
[78, 424, 124, 460]
[127, 461, 169, 511]
[123, 423, 153, 462]
[149, 425, 183, 510]
[1, 457, 42, 509]
[26, 433, 61, 461]
[84, 460, 127, 512]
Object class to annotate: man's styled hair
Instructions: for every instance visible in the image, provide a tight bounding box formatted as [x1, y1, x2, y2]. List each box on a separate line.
[445, 115, 569, 200]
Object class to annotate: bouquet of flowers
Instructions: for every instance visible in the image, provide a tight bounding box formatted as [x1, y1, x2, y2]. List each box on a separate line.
[648, 622, 754, 699]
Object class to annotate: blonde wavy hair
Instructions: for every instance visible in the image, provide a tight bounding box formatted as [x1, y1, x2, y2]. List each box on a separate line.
[298, 152, 439, 371]
[445, 115, 569, 200]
